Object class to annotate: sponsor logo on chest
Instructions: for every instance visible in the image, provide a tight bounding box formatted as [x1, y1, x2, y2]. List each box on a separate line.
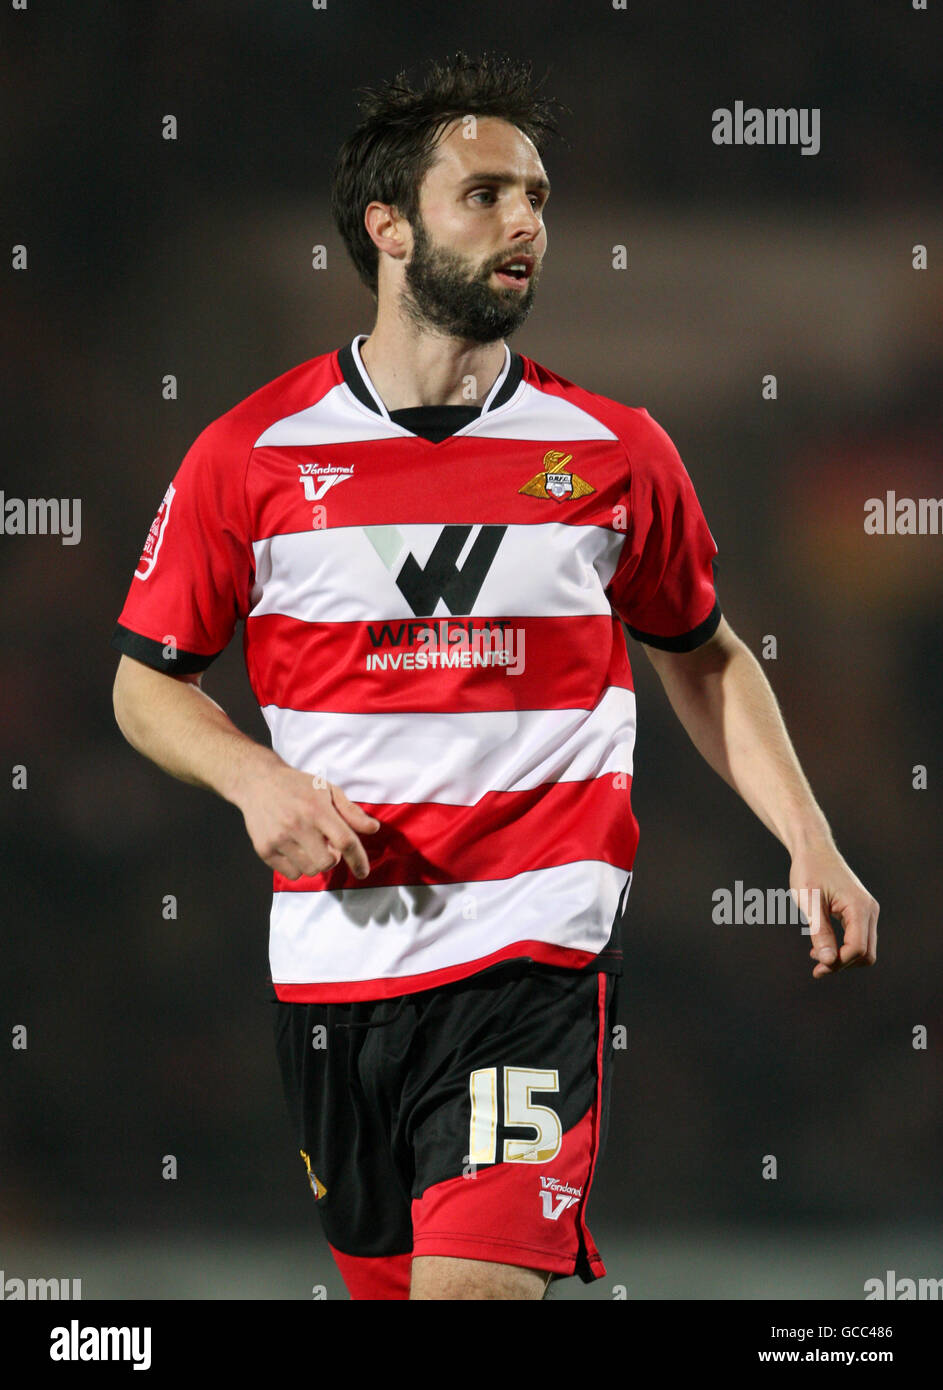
[297, 461, 355, 500]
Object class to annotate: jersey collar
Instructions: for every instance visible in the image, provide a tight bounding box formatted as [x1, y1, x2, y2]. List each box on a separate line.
[337, 334, 524, 423]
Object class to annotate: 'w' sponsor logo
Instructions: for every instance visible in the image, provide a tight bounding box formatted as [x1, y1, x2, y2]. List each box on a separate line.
[364, 524, 507, 617]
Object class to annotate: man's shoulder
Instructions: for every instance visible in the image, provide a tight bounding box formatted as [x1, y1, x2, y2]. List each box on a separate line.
[518, 351, 674, 457]
[189, 345, 343, 459]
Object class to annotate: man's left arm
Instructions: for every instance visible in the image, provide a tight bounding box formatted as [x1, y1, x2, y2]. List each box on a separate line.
[642, 615, 879, 979]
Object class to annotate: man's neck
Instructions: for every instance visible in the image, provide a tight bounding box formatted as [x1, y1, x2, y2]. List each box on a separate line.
[359, 318, 507, 412]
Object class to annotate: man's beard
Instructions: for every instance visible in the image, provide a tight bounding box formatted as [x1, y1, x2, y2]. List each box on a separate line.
[400, 212, 539, 343]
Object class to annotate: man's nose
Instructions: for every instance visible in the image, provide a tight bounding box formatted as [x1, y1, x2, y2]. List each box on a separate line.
[506, 192, 542, 239]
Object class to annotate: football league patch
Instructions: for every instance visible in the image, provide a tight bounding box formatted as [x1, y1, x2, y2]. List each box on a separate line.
[134, 482, 176, 580]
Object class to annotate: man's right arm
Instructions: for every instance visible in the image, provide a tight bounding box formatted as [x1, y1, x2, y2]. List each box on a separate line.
[112, 654, 379, 879]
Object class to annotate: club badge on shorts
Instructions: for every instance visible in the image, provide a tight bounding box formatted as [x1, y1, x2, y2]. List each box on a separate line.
[300, 1149, 327, 1200]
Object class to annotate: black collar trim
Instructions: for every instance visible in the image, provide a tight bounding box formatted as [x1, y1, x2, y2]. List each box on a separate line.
[336, 335, 524, 426]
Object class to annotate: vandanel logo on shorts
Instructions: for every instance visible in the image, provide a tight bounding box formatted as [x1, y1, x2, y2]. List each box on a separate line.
[538, 1175, 582, 1220]
[519, 450, 595, 503]
[300, 1149, 327, 1201]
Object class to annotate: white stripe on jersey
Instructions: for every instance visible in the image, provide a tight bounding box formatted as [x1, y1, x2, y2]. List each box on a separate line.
[260, 689, 636, 807]
[249, 521, 625, 622]
[269, 860, 631, 985]
[254, 377, 620, 448]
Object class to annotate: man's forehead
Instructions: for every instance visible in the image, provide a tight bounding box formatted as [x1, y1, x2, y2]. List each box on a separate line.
[426, 116, 546, 182]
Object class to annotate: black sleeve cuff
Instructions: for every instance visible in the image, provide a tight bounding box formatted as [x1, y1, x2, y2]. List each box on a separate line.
[626, 596, 722, 652]
[110, 623, 220, 674]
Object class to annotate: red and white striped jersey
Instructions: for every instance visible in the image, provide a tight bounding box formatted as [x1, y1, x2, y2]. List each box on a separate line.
[112, 335, 720, 1001]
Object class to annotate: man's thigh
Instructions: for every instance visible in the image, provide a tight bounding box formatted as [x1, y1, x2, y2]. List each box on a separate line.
[409, 1255, 551, 1301]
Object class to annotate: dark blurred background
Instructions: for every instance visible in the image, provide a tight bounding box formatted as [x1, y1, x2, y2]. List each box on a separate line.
[2, 0, 941, 1299]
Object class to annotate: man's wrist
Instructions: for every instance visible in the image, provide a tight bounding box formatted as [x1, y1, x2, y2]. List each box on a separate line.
[781, 807, 835, 859]
[218, 740, 285, 809]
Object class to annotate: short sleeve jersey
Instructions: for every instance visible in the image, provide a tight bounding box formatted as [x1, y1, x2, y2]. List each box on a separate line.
[112, 335, 720, 1001]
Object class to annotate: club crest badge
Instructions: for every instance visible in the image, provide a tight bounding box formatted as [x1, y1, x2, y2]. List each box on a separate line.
[300, 1149, 327, 1201]
[519, 451, 594, 502]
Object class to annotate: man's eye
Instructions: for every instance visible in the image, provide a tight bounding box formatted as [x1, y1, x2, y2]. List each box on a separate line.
[471, 190, 544, 209]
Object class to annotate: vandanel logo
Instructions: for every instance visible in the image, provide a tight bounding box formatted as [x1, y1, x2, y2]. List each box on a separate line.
[297, 461, 355, 501]
[538, 1175, 583, 1220]
[519, 450, 595, 503]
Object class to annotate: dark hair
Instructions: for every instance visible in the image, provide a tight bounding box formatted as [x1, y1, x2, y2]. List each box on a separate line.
[330, 50, 566, 298]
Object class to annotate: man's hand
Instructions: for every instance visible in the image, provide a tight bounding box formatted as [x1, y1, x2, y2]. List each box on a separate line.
[789, 843, 879, 979]
[236, 763, 381, 881]
[112, 656, 382, 879]
[643, 621, 880, 981]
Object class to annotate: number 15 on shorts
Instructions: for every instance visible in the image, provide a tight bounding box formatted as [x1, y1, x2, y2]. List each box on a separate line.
[468, 1066, 563, 1165]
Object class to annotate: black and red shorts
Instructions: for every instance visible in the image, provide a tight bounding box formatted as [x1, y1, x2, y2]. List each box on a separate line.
[273, 960, 619, 1300]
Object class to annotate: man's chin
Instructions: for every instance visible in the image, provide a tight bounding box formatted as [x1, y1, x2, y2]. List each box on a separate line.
[473, 284, 536, 336]
[401, 281, 535, 342]
[462, 310, 532, 343]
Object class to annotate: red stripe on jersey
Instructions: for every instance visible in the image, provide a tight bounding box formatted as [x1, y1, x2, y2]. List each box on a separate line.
[251, 436, 630, 536]
[245, 612, 632, 713]
[272, 940, 604, 1003]
[272, 775, 638, 893]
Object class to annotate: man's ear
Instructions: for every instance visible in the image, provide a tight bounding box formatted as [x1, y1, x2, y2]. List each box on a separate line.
[364, 201, 410, 260]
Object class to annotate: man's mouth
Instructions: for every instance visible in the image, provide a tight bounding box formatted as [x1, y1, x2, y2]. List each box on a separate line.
[493, 255, 535, 290]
